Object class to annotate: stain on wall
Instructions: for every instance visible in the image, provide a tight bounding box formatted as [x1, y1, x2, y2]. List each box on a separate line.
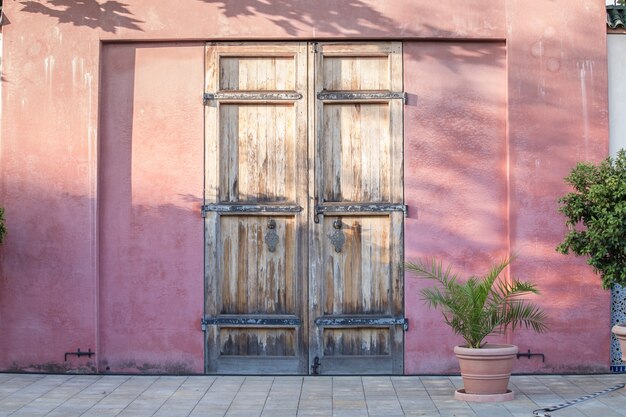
[0, 0, 610, 374]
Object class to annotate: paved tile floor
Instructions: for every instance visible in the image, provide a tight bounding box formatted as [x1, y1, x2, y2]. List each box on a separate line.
[1, 373, 626, 417]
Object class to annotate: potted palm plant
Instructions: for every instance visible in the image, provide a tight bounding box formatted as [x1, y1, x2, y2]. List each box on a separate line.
[405, 257, 547, 401]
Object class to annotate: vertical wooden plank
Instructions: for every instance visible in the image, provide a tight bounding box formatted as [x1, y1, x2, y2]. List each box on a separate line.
[273, 106, 283, 201]
[321, 105, 337, 201]
[360, 217, 373, 312]
[292, 42, 309, 374]
[379, 104, 391, 202]
[250, 218, 261, 313]
[220, 58, 236, 90]
[250, 105, 259, 201]
[283, 218, 293, 314]
[234, 219, 246, 312]
[309, 41, 323, 373]
[266, 105, 274, 200]
[390, 42, 404, 203]
[219, 105, 237, 202]
[349, 218, 362, 314]
[389, 41, 404, 374]
[347, 58, 355, 90]
[390, 211, 404, 374]
[220, 105, 230, 202]
[275, 58, 283, 90]
[220, 221, 231, 313]
[278, 105, 289, 201]
[246, 106, 255, 202]
[205, 43, 220, 373]
[205, 43, 219, 203]
[240, 56, 250, 91]
[348, 105, 361, 201]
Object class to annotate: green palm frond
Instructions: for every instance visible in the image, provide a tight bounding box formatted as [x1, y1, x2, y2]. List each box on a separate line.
[406, 257, 547, 348]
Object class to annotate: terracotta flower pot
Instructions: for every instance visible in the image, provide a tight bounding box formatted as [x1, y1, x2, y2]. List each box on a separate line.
[454, 344, 518, 395]
[612, 324, 626, 362]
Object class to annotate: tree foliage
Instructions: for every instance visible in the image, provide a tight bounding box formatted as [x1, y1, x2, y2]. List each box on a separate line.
[405, 257, 547, 348]
[0, 207, 6, 244]
[557, 150, 626, 289]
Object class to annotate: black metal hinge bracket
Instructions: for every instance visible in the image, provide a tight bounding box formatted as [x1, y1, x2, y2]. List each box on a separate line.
[315, 316, 408, 331]
[202, 316, 302, 328]
[64, 348, 95, 362]
[315, 203, 407, 219]
[516, 349, 545, 362]
[202, 204, 302, 217]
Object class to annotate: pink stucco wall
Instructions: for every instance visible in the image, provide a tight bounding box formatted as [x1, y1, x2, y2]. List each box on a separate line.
[99, 43, 205, 373]
[404, 41, 509, 373]
[0, 0, 610, 374]
[506, 0, 610, 373]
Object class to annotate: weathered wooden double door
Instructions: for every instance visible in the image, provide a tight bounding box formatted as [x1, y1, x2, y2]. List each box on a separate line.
[203, 42, 405, 374]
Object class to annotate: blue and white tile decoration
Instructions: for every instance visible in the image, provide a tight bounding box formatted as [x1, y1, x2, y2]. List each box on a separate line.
[611, 284, 626, 372]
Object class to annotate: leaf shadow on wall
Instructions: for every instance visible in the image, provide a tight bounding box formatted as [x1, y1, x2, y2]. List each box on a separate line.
[19, 0, 143, 33]
[199, 0, 402, 38]
[0, 7, 611, 373]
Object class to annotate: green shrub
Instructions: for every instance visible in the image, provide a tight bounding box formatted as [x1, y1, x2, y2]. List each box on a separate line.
[0, 207, 5, 244]
[557, 149, 626, 289]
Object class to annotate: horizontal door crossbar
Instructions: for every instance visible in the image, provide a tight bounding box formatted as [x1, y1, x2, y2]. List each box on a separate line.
[204, 91, 303, 103]
[315, 316, 409, 331]
[317, 90, 406, 102]
[201, 316, 302, 330]
[202, 204, 303, 217]
[316, 203, 407, 215]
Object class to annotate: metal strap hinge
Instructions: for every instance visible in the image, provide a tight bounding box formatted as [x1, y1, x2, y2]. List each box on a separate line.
[202, 316, 302, 327]
[204, 92, 302, 104]
[315, 317, 409, 331]
[317, 91, 406, 103]
[315, 203, 407, 217]
[202, 204, 303, 217]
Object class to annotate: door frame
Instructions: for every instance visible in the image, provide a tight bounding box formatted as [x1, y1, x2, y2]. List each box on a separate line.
[203, 41, 406, 375]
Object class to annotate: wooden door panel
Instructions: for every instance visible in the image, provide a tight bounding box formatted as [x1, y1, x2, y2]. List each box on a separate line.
[323, 328, 390, 356]
[322, 216, 391, 315]
[220, 57, 296, 91]
[219, 104, 297, 203]
[219, 216, 296, 315]
[317, 43, 396, 90]
[220, 328, 297, 356]
[321, 56, 390, 91]
[321, 104, 391, 202]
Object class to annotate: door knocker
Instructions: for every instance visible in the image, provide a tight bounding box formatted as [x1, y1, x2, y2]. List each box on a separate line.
[328, 218, 346, 253]
[265, 218, 279, 252]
